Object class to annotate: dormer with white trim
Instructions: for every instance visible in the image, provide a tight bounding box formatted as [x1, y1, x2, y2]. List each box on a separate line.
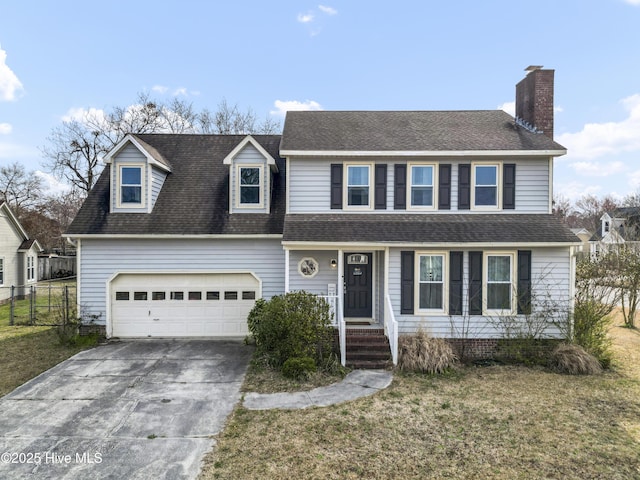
[223, 135, 279, 214]
[104, 134, 172, 213]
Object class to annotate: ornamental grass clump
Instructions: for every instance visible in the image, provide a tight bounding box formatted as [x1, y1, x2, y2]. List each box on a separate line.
[549, 343, 603, 375]
[398, 329, 457, 374]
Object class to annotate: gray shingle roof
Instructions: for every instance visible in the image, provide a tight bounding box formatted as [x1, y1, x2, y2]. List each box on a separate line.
[66, 134, 285, 236]
[283, 214, 580, 244]
[280, 111, 566, 153]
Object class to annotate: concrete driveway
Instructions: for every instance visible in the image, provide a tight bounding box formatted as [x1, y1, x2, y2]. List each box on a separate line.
[0, 339, 252, 480]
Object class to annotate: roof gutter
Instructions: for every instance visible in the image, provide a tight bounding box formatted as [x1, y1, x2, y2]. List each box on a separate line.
[280, 149, 567, 158]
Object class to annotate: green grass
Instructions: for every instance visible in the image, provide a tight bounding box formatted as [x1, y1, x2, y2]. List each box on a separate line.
[200, 315, 640, 480]
[0, 280, 91, 397]
[0, 280, 77, 326]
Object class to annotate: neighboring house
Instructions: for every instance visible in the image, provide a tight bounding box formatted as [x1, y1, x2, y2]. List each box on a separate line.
[571, 228, 592, 254]
[65, 66, 580, 363]
[0, 201, 43, 303]
[589, 207, 640, 255]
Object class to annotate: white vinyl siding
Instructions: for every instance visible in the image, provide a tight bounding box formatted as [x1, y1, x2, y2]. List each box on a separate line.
[287, 157, 551, 214]
[78, 238, 285, 330]
[288, 250, 340, 295]
[229, 144, 270, 213]
[151, 167, 168, 208]
[388, 247, 571, 338]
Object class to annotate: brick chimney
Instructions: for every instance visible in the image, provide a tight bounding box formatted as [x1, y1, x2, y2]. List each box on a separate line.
[515, 66, 555, 139]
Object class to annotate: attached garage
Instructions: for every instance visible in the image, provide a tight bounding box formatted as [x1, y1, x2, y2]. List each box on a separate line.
[109, 272, 260, 337]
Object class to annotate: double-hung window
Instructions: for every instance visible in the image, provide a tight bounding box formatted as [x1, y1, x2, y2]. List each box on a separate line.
[238, 166, 262, 206]
[120, 166, 143, 205]
[418, 254, 445, 312]
[410, 165, 435, 208]
[346, 165, 371, 208]
[27, 256, 35, 282]
[485, 254, 514, 313]
[0, 258, 4, 285]
[473, 164, 498, 208]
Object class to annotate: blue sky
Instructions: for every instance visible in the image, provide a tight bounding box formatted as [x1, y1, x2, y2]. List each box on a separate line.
[1, 0, 640, 201]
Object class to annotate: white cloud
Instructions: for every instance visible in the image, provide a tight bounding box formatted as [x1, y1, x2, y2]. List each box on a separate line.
[173, 87, 188, 96]
[555, 181, 603, 202]
[630, 170, 640, 188]
[35, 170, 71, 195]
[569, 161, 626, 177]
[498, 101, 515, 116]
[297, 12, 314, 23]
[62, 106, 107, 124]
[318, 5, 337, 15]
[270, 100, 323, 117]
[152, 85, 169, 94]
[556, 94, 640, 160]
[0, 123, 11, 135]
[0, 45, 24, 101]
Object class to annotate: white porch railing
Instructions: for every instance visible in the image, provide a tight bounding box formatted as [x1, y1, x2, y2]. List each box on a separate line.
[319, 295, 346, 366]
[384, 294, 398, 365]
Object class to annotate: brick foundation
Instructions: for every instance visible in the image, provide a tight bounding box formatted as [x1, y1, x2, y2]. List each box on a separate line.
[79, 323, 107, 337]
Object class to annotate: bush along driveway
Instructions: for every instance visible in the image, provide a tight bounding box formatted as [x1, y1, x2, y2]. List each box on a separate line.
[0, 339, 251, 480]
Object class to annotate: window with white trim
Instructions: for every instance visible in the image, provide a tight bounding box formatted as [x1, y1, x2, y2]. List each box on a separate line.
[27, 256, 35, 282]
[409, 164, 435, 208]
[345, 164, 371, 208]
[417, 253, 446, 312]
[485, 253, 514, 313]
[120, 166, 143, 205]
[473, 164, 499, 208]
[0, 258, 4, 285]
[238, 166, 263, 206]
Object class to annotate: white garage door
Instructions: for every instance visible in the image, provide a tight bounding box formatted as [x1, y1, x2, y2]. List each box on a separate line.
[110, 273, 259, 337]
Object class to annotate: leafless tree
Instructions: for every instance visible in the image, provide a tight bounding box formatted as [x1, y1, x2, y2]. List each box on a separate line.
[0, 162, 43, 218]
[41, 94, 281, 193]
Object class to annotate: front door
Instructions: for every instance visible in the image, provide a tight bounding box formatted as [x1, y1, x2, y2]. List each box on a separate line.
[344, 253, 373, 318]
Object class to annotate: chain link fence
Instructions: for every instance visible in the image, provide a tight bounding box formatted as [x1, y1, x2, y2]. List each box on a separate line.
[1, 279, 77, 327]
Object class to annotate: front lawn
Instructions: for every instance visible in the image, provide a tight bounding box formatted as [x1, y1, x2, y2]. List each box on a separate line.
[201, 311, 640, 480]
[0, 281, 91, 397]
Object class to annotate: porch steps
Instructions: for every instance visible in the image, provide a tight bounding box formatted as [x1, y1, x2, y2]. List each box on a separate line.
[345, 328, 392, 369]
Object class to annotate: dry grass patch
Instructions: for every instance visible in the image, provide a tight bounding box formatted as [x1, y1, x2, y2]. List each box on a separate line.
[0, 322, 90, 397]
[202, 319, 640, 480]
[242, 358, 347, 394]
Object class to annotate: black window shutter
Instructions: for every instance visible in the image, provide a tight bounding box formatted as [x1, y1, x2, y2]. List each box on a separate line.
[458, 164, 471, 210]
[375, 164, 387, 210]
[330, 164, 342, 209]
[503, 164, 516, 210]
[517, 250, 532, 314]
[469, 251, 483, 315]
[438, 164, 451, 210]
[394, 164, 407, 210]
[400, 251, 414, 314]
[449, 251, 463, 315]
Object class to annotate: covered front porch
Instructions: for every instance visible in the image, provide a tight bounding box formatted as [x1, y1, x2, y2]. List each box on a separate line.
[284, 247, 398, 367]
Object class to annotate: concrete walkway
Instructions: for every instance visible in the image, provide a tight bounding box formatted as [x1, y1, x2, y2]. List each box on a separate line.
[243, 370, 393, 410]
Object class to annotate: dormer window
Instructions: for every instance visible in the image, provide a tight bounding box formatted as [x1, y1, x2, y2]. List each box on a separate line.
[604, 221, 610, 233]
[238, 165, 263, 207]
[117, 164, 146, 208]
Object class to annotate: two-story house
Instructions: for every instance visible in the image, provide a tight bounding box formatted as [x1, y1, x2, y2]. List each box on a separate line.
[65, 66, 579, 364]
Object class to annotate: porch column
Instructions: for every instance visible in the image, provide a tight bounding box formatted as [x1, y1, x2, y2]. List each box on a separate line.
[284, 248, 290, 293]
[337, 248, 344, 310]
